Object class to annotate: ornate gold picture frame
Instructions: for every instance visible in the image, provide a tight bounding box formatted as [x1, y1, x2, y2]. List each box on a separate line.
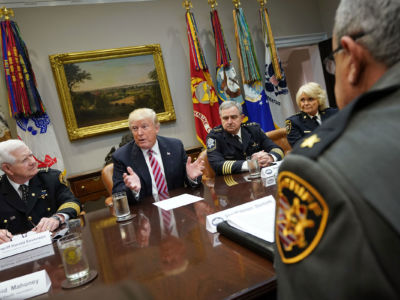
[50, 44, 176, 141]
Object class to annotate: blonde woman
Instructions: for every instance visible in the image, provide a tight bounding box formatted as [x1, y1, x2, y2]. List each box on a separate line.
[285, 82, 337, 147]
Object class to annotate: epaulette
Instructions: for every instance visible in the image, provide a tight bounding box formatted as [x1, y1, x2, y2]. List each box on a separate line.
[242, 122, 257, 127]
[211, 125, 223, 133]
[295, 111, 302, 115]
[38, 167, 49, 173]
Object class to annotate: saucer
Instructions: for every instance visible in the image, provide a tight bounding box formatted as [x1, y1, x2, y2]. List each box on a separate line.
[61, 270, 98, 289]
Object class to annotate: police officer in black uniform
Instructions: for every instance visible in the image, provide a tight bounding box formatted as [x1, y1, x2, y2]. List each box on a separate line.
[206, 101, 283, 175]
[275, 0, 400, 299]
[285, 82, 337, 147]
[0, 139, 81, 243]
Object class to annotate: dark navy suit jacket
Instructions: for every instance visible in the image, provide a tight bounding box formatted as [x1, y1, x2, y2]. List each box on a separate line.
[0, 168, 81, 234]
[112, 136, 200, 203]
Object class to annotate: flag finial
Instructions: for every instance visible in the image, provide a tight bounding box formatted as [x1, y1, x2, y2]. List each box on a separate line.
[182, 0, 192, 11]
[0, 7, 14, 20]
[232, 0, 241, 9]
[208, 0, 218, 10]
[257, 0, 267, 8]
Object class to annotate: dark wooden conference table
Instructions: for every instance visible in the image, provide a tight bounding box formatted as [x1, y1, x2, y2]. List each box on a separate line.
[0, 173, 277, 299]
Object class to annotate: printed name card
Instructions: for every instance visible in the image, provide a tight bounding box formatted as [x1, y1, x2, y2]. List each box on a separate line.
[206, 195, 276, 233]
[0, 231, 52, 260]
[0, 270, 51, 300]
[0, 244, 55, 271]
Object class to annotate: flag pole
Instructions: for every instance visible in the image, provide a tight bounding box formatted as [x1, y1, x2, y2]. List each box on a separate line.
[258, 0, 282, 80]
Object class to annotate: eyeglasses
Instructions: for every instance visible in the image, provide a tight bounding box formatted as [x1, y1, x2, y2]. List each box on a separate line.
[323, 32, 367, 75]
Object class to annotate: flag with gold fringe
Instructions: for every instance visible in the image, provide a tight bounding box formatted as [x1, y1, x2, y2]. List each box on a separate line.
[210, 7, 247, 119]
[233, 6, 274, 132]
[186, 9, 220, 147]
[0, 18, 65, 171]
[260, 5, 294, 128]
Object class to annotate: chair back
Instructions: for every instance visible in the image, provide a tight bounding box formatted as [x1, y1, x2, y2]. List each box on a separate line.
[101, 163, 114, 208]
[266, 128, 292, 155]
[197, 149, 215, 181]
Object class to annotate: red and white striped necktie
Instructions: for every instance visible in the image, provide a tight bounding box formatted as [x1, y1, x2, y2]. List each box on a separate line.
[148, 149, 169, 198]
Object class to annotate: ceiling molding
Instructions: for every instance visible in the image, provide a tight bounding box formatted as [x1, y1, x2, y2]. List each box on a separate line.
[0, 0, 156, 8]
[274, 32, 328, 48]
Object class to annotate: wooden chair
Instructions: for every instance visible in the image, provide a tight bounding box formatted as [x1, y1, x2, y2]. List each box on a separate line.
[101, 163, 114, 209]
[266, 128, 292, 155]
[197, 149, 215, 181]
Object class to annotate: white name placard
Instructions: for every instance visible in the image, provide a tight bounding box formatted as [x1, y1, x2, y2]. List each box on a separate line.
[0, 244, 55, 271]
[0, 231, 52, 260]
[0, 270, 51, 300]
[206, 195, 276, 233]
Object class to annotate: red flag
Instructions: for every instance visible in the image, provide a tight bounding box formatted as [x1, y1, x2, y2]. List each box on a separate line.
[186, 11, 220, 147]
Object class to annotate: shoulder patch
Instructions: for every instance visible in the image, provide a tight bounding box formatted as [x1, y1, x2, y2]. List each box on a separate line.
[276, 171, 329, 264]
[285, 119, 292, 134]
[206, 137, 216, 152]
[59, 170, 68, 186]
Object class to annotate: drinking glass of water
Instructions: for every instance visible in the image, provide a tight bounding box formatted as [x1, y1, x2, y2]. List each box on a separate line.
[112, 191, 134, 222]
[57, 233, 89, 281]
[57, 233, 98, 289]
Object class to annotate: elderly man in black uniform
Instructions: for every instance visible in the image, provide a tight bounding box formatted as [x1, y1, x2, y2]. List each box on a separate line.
[275, 0, 400, 299]
[206, 101, 283, 175]
[0, 139, 81, 243]
[285, 82, 337, 147]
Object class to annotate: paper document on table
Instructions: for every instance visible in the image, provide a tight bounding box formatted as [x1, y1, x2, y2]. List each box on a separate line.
[153, 193, 203, 210]
[226, 197, 276, 243]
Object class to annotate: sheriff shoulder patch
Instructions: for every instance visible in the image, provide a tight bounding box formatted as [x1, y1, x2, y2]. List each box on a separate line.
[206, 137, 216, 152]
[276, 171, 329, 264]
[59, 170, 68, 186]
[285, 119, 292, 134]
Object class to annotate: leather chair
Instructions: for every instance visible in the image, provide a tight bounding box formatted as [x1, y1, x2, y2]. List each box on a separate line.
[101, 163, 114, 209]
[266, 128, 291, 155]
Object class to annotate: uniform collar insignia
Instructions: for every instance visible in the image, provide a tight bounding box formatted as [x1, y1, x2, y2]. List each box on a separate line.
[300, 134, 321, 148]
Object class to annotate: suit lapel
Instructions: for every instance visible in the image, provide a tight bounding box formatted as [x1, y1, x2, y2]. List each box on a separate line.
[0, 176, 26, 213]
[26, 176, 46, 215]
[241, 127, 251, 150]
[131, 143, 152, 190]
[224, 131, 242, 151]
[158, 137, 173, 189]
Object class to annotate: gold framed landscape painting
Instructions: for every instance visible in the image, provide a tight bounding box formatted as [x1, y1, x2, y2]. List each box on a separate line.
[50, 44, 176, 141]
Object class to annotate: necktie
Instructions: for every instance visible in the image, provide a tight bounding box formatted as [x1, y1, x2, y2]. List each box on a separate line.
[158, 193, 172, 236]
[19, 184, 29, 205]
[148, 149, 168, 198]
[312, 116, 320, 126]
[233, 135, 241, 143]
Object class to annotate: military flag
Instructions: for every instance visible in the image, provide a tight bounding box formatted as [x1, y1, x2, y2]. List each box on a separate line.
[185, 8, 220, 147]
[0, 17, 65, 171]
[233, 6, 274, 132]
[210, 7, 247, 120]
[260, 4, 295, 128]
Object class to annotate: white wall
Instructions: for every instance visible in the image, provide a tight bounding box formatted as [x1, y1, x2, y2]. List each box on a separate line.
[0, 0, 330, 175]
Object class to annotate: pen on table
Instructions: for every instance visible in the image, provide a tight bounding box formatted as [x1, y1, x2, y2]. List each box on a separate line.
[28, 216, 37, 230]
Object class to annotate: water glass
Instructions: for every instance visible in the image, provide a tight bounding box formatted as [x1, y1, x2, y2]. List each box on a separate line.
[112, 191, 131, 221]
[57, 233, 89, 282]
[246, 157, 261, 179]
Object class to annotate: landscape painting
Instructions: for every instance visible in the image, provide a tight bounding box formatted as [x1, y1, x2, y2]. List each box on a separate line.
[50, 45, 175, 141]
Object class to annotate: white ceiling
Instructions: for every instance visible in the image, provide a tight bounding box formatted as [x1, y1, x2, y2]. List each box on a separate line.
[0, 0, 155, 8]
